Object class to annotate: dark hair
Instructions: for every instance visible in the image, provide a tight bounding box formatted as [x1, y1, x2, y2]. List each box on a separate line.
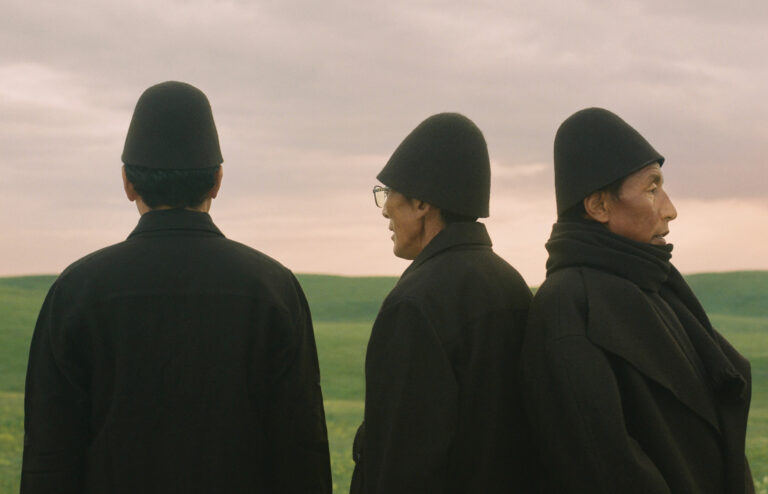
[440, 209, 477, 225]
[124, 165, 220, 209]
[396, 190, 477, 225]
[558, 174, 627, 220]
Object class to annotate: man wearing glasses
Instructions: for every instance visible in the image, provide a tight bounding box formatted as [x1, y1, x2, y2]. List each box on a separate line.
[350, 113, 537, 493]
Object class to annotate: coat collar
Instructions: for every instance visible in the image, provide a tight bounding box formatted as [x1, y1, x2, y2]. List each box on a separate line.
[402, 222, 492, 276]
[581, 269, 723, 434]
[127, 209, 224, 239]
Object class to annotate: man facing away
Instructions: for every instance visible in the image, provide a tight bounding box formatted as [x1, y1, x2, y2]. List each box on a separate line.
[350, 113, 537, 493]
[521, 107, 754, 493]
[21, 81, 332, 493]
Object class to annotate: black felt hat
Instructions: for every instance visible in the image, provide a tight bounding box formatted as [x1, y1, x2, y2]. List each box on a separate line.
[554, 107, 664, 215]
[377, 113, 490, 218]
[122, 81, 223, 169]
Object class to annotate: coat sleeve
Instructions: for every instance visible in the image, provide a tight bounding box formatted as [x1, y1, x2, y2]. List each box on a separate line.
[521, 282, 671, 494]
[263, 276, 332, 494]
[712, 329, 756, 494]
[21, 282, 90, 494]
[359, 298, 458, 494]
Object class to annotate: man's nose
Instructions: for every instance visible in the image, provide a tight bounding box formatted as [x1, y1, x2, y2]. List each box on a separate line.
[661, 189, 677, 221]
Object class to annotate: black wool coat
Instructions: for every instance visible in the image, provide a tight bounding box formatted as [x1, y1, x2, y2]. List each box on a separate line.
[350, 222, 537, 494]
[22, 209, 331, 494]
[521, 222, 753, 494]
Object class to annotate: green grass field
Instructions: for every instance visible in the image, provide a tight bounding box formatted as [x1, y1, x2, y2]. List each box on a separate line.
[1, 272, 766, 492]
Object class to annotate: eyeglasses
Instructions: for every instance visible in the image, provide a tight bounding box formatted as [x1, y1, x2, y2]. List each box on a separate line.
[372, 185, 390, 208]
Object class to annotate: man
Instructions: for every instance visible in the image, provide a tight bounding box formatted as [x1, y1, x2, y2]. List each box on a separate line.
[21, 81, 331, 493]
[522, 107, 754, 493]
[350, 113, 536, 493]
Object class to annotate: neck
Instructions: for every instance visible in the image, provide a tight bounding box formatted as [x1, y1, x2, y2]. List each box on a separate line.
[409, 214, 446, 258]
[136, 197, 212, 215]
[421, 222, 445, 251]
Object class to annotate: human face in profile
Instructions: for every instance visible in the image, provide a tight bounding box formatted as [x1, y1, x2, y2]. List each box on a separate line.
[603, 163, 678, 245]
[381, 189, 427, 260]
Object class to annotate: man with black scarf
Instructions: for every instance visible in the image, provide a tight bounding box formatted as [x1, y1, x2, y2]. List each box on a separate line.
[521, 107, 754, 493]
[350, 113, 536, 493]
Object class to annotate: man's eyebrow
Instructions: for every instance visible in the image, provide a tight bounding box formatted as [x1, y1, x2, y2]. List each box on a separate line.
[648, 172, 663, 185]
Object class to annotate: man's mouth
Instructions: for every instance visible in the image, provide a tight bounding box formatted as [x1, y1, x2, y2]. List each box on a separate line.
[652, 231, 669, 244]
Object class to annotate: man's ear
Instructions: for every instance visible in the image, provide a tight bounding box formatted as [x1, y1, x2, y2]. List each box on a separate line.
[122, 166, 138, 202]
[584, 191, 611, 223]
[208, 166, 223, 199]
[412, 198, 433, 218]
[414, 199, 446, 231]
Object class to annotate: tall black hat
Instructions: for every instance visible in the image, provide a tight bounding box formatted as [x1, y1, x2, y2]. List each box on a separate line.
[377, 113, 490, 218]
[554, 107, 664, 215]
[122, 81, 223, 169]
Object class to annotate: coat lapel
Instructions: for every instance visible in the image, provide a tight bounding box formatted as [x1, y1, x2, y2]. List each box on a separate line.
[582, 270, 721, 434]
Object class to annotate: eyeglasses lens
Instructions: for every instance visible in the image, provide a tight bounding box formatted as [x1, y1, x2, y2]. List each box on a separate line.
[374, 187, 388, 208]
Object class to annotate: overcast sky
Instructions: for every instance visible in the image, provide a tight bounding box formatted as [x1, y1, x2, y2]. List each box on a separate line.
[1, 0, 766, 284]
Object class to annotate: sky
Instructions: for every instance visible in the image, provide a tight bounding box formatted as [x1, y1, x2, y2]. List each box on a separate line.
[1, 0, 766, 285]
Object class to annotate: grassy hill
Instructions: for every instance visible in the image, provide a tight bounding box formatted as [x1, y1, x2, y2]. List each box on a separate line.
[296, 274, 397, 322]
[686, 271, 768, 318]
[0, 276, 56, 393]
[7, 271, 763, 326]
[0, 271, 767, 492]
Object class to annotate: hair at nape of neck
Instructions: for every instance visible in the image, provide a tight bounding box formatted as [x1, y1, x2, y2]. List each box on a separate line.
[124, 165, 221, 209]
[440, 208, 478, 224]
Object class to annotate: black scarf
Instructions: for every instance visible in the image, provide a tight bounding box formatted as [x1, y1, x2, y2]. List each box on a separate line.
[545, 219, 747, 403]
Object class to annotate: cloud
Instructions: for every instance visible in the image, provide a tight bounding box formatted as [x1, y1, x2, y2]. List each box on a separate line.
[1, 0, 766, 277]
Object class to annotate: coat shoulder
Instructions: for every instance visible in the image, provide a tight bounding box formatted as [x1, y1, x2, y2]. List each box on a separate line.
[214, 238, 296, 280]
[386, 248, 531, 314]
[57, 241, 127, 281]
[534, 266, 635, 308]
[532, 267, 586, 310]
[53, 234, 303, 313]
[527, 267, 590, 342]
[59, 236, 293, 282]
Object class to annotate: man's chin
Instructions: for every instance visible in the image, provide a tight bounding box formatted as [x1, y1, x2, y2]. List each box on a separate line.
[393, 246, 417, 261]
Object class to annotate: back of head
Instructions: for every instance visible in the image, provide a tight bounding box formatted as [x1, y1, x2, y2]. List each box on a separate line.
[554, 107, 664, 216]
[377, 113, 490, 219]
[122, 81, 223, 209]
